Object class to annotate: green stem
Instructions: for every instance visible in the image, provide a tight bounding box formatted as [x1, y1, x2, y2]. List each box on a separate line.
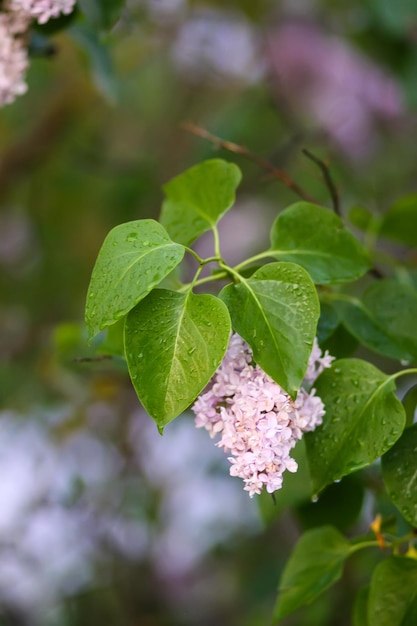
[350, 540, 382, 553]
[233, 250, 275, 272]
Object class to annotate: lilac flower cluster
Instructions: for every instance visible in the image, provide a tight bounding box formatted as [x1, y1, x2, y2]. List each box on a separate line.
[0, 0, 76, 107]
[192, 334, 334, 497]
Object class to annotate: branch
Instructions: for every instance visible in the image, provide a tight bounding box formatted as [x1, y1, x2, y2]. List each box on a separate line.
[302, 148, 341, 216]
[181, 122, 317, 203]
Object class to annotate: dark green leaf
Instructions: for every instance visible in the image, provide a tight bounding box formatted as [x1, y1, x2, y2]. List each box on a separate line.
[317, 301, 340, 343]
[220, 262, 319, 397]
[269, 203, 371, 284]
[335, 280, 417, 361]
[305, 359, 405, 493]
[368, 557, 417, 626]
[124, 289, 231, 429]
[78, 0, 125, 29]
[85, 220, 184, 339]
[402, 385, 417, 428]
[68, 24, 118, 103]
[160, 159, 242, 246]
[379, 195, 417, 248]
[382, 423, 417, 526]
[273, 526, 353, 621]
[353, 586, 370, 626]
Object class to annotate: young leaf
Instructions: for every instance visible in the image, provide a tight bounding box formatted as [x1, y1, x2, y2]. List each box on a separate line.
[269, 202, 371, 284]
[160, 159, 242, 246]
[368, 557, 417, 626]
[379, 194, 417, 248]
[273, 525, 353, 621]
[335, 280, 417, 361]
[124, 289, 231, 430]
[305, 359, 405, 494]
[85, 220, 184, 339]
[219, 262, 319, 397]
[382, 423, 417, 526]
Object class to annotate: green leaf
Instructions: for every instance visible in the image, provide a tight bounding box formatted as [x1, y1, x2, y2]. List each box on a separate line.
[334, 280, 417, 361]
[379, 195, 417, 248]
[353, 586, 370, 626]
[368, 557, 417, 626]
[348, 205, 378, 233]
[160, 159, 242, 246]
[85, 220, 184, 339]
[124, 289, 231, 429]
[219, 262, 319, 397]
[317, 301, 340, 343]
[273, 526, 353, 621]
[305, 359, 405, 494]
[402, 385, 417, 428]
[382, 423, 417, 526]
[68, 24, 118, 103]
[269, 203, 371, 284]
[78, 0, 125, 29]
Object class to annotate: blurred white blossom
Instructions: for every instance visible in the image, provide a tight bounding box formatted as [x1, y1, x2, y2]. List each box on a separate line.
[6, 0, 76, 24]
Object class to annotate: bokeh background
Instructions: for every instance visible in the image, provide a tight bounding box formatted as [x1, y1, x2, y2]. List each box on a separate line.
[1, 0, 417, 624]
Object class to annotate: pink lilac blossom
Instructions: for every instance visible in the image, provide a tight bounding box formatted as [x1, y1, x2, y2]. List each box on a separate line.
[6, 0, 76, 24]
[192, 333, 334, 497]
[0, 12, 30, 107]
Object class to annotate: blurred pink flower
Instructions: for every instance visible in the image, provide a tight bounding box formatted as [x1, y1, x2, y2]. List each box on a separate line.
[267, 22, 404, 157]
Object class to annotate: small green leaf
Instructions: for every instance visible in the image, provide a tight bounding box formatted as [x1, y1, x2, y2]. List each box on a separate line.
[348, 205, 378, 233]
[85, 220, 184, 339]
[335, 281, 417, 361]
[220, 262, 319, 397]
[368, 557, 417, 626]
[305, 359, 405, 494]
[269, 203, 371, 284]
[353, 586, 370, 626]
[273, 526, 353, 621]
[382, 423, 417, 526]
[160, 159, 242, 246]
[124, 289, 231, 429]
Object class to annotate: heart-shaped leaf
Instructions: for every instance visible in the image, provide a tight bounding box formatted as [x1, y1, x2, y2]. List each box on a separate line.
[85, 220, 184, 339]
[305, 359, 405, 493]
[382, 423, 417, 526]
[160, 159, 242, 246]
[273, 525, 354, 621]
[220, 262, 319, 397]
[270, 202, 371, 284]
[124, 289, 231, 430]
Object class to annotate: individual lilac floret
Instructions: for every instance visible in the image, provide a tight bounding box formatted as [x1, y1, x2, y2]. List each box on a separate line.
[192, 334, 333, 498]
[0, 12, 30, 107]
[304, 337, 335, 385]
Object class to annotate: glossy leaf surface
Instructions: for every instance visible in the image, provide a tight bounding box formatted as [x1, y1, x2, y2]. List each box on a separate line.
[305, 359, 405, 493]
[125, 289, 231, 429]
[86, 220, 184, 338]
[382, 423, 417, 526]
[160, 159, 241, 245]
[269, 203, 370, 284]
[220, 262, 319, 397]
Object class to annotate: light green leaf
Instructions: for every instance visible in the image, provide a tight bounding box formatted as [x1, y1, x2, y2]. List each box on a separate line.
[305, 359, 405, 494]
[335, 281, 417, 361]
[124, 289, 231, 429]
[273, 526, 353, 621]
[85, 220, 184, 339]
[379, 194, 417, 248]
[368, 557, 417, 626]
[382, 423, 417, 526]
[269, 202, 371, 284]
[220, 262, 319, 397]
[160, 159, 242, 246]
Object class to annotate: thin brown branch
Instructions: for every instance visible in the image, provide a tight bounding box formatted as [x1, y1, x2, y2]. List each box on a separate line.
[302, 148, 341, 216]
[72, 355, 114, 363]
[181, 122, 317, 203]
